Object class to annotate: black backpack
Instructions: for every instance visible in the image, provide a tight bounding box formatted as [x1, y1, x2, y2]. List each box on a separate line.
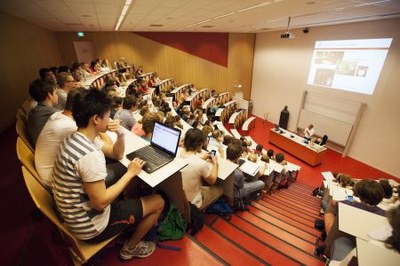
[187, 203, 204, 235]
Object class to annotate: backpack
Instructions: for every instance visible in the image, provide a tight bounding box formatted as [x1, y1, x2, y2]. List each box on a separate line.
[156, 204, 187, 241]
[188, 203, 204, 235]
[206, 198, 233, 220]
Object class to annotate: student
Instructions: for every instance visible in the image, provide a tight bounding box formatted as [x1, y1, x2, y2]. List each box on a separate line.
[35, 88, 82, 188]
[179, 128, 223, 209]
[27, 79, 59, 147]
[323, 179, 385, 259]
[227, 143, 265, 201]
[54, 72, 76, 110]
[52, 88, 164, 260]
[114, 96, 138, 130]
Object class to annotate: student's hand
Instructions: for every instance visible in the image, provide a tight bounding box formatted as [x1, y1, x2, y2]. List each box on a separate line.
[107, 119, 121, 133]
[200, 153, 210, 160]
[127, 158, 145, 177]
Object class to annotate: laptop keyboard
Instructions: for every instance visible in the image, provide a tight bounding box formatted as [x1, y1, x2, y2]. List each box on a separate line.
[139, 147, 170, 164]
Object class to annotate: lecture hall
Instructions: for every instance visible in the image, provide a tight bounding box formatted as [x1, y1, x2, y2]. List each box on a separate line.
[1, 1, 400, 265]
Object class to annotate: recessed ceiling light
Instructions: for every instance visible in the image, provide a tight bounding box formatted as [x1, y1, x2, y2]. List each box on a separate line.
[81, 14, 91, 18]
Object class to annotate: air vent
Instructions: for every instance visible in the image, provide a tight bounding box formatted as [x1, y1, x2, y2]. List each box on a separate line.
[202, 25, 214, 28]
[150, 24, 163, 27]
[64, 23, 82, 26]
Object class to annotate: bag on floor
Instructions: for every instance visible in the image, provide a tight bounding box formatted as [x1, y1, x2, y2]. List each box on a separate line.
[156, 204, 187, 241]
[314, 219, 325, 231]
[188, 203, 204, 235]
[206, 198, 233, 220]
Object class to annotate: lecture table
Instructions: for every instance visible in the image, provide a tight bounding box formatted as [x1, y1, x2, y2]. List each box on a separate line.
[269, 128, 327, 166]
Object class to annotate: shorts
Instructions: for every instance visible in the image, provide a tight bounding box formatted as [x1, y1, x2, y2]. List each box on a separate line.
[86, 198, 143, 243]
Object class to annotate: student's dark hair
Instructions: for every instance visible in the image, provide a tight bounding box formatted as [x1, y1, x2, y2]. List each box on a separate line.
[65, 87, 85, 111]
[112, 96, 123, 107]
[337, 174, 353, 188]
[275, 152, 285, 163]
[184, 128, 206, 152]
[223, 135, 233, 146]
[38, 68, 50, 79]
[267, 148, 274, 158]
[122, 96, 137, 110]
[379, 179, 393, 199]
[256, 144, 263, 152]
[72, 88, 111, 128]
[28, 79, 55, 102]
[226, 143, 242, 161]
[385, 205, 400, 253]
[354, 179, 385, 206]
[71, 62, 80, 69]
[58, 65, 70, 73]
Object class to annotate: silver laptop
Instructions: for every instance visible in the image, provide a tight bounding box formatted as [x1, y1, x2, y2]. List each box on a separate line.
[126, 122, 181, 173]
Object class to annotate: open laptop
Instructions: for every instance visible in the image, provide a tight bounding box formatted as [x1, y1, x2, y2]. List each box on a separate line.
[126, 122, 181, 173]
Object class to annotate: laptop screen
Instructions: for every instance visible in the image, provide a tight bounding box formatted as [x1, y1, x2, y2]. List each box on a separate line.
[151, 122, 181, 155]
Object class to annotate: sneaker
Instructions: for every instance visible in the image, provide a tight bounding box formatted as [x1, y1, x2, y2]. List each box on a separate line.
[120, 241, 156, 260]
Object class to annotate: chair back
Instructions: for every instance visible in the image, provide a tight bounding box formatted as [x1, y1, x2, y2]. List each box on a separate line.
[16, 117, 34, 153]
[16, 137, 47, 190]
[21, 166, 118, 264]
[320, 135, 329, 146]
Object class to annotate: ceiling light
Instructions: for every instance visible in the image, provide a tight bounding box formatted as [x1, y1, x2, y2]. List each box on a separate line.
[115, 0, 134, 31]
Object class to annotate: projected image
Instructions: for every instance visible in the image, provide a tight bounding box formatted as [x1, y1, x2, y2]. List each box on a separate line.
[314, 51, 344, 65]
[314, 68, 335, 86]
[336, 61, 358, 76]
[307, 38, 392, 95]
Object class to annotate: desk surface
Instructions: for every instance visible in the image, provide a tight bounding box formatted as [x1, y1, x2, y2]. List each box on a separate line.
[269, 128, 326, 166]
[338, 202, 389, 241]
[108, 130, 187, 187]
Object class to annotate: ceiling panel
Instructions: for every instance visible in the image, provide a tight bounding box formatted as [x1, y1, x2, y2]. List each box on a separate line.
[0, 0, 399, 32]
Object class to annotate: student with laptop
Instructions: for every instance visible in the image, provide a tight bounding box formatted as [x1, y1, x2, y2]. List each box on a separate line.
[126, 121, 182, 173]
[52, 88, 164, 260]
[179, 128, 223, 209]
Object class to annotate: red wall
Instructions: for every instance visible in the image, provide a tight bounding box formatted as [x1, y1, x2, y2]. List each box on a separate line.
[135, 32, 229, 67]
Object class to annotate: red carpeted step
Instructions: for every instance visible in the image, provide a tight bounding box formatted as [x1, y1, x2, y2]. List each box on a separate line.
[213, 217, 324, 266]
[243, 205, 319, 243]
[251, 201, 321, 237]
[262, 196, 320, 221]
[212, 218, 301, 266]
[234, 210, 317, 253]
[194, 225, 265, 265]
[267, 193, 321, 214]
[282, 185, 321, 203]
[278, 189, 321, 208]
[98, 235, 223, 265]
[292, 182, 316, 191]
[257, 200, 316, 227]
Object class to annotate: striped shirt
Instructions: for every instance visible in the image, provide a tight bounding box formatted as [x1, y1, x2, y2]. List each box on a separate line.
[52, 131, 110, 240]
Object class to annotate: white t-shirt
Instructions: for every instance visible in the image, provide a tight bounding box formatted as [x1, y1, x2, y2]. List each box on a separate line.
[179, 151, 212, 208]
[304, 127, 315, 139]
[52, 132, 109, 240]
[35, 112, 77, 188]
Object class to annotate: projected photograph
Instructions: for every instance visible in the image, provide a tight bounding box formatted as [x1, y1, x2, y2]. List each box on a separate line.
[314, 51, 344, 65]
[336, 61, 358, 76]
[314, 68, 335, 86]
[356, 66, 368, 77]
[307, 38, 393, 95]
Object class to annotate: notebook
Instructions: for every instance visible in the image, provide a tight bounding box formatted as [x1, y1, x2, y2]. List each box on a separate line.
[126, 122, 181, 173]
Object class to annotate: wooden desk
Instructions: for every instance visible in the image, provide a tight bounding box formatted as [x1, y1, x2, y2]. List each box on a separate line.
[269, 128, 327, 166]
[108, 130, 190, 220]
